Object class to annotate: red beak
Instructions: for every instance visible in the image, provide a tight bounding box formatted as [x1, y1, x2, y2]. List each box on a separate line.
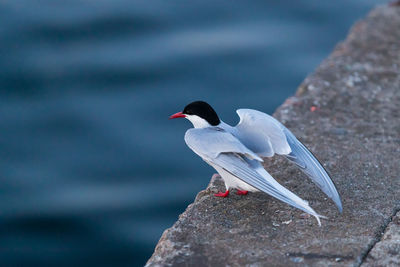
[169, 111, 186, 119]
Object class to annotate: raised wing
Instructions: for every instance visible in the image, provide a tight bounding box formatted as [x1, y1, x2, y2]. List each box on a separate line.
[185, 127, 324, 225]
[235, 109, 291, 157]
[282, 128, 343, 212]
[235, 108, 342, 212]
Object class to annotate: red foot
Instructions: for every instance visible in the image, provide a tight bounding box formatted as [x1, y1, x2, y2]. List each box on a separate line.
[214, 190, 229, 197]
[236, 190, 248, 195]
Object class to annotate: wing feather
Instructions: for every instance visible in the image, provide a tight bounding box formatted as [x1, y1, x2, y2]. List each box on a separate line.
[234, 108, 342, 213]
[235, 109, 291, 156]
[282, 128, 343, 212]
[211, 154, 324, 225]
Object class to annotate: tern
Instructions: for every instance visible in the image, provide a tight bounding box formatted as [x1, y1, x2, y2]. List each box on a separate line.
[170, 101, 342, 225]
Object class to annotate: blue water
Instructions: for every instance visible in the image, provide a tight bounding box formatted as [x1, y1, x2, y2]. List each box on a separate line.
[0, 1, 385, 266]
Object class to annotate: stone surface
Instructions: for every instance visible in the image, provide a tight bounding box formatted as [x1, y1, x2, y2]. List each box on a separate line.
[147, 5, 400, 267]
[362, 211, 400, 267]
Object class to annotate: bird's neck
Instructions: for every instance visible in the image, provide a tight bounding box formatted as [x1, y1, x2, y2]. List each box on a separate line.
[186, 115, 212, 128]
[186, 115, 226, 129]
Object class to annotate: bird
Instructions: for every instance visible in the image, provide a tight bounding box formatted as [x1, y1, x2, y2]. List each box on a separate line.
[169, 100, 342, 225]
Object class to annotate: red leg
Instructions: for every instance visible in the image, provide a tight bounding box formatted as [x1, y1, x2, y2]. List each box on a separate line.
[236, 190, 248, 195]
[214, 190, 229, 197]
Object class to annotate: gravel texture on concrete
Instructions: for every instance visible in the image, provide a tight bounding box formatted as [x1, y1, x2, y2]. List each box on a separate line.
[147, 5, 400, 266]
[362, 211, 400, 266]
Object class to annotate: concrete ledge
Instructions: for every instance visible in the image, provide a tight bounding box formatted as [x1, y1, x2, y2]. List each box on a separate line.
[363, 211, 400, 266]
[147, 5, 400, 266]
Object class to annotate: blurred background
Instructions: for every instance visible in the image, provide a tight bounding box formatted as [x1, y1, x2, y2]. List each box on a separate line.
[0, 0, 386, 266]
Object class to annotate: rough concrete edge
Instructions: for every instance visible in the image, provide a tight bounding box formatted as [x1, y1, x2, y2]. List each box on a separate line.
[145, 177, 218, 266]
[361, 208, 400, 266]
[342, 5, 400, 266]
[355, 206, 400, 266]
[296, 5, 400, 266]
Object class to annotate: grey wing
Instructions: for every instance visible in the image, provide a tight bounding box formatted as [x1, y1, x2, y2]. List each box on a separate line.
[184, 127, 263, 162]
[282, 127, 343, 212]
[235, 109, 291, 157]
[235, 109, 342, 212]
[211, 153, 324, 226]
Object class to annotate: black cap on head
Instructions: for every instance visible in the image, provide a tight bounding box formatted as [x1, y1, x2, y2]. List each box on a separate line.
[182, 101, 220, 126]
